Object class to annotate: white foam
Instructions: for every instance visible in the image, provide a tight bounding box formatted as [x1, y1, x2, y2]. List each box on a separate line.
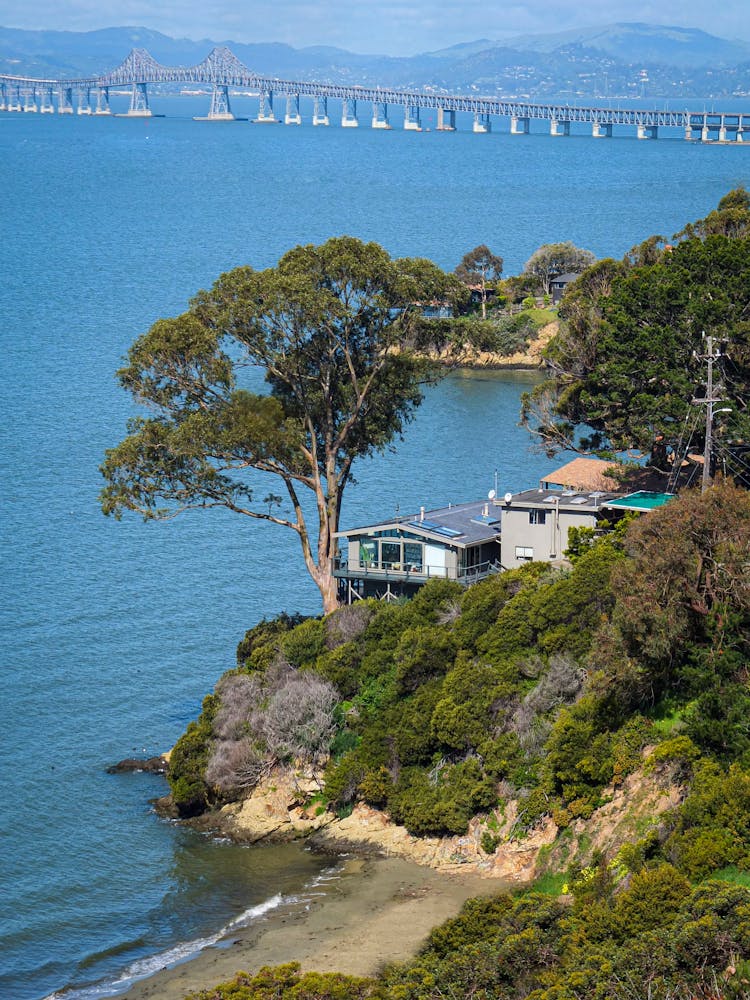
[44, 893, 286, 1000]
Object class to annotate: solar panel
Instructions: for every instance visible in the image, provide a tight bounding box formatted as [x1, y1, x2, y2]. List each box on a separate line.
[432, 526, 464, 538]
[407, 519, 463, 538]
[471, 515, 500, 525]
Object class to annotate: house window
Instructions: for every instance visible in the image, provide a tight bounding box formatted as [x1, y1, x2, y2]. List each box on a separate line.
[360, 540, 377, 566]
[529, 510, 547, 525]
[381, 541, 401, 568]
[403, 542, 424, 571]
[515, 546, 534, 561]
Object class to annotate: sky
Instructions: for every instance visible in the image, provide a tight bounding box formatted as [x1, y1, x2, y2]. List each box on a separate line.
[0, 0, 749, 55]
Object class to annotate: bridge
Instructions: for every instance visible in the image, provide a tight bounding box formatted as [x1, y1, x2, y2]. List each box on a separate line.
[0, 45, 747, 142]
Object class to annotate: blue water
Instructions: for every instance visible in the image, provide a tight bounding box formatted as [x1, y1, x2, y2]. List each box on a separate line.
[1, 93, 748, 1000]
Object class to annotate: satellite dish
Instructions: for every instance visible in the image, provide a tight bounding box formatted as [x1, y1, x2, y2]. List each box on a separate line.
[488, 489, 496, 500]
[504, 492, 513, 504]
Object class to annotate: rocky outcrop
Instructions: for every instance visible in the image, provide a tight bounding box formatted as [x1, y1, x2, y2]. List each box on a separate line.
[190, 769, 336, 844]
[311, 802, 557, 882]
[107, 755, 169, 775]
[162, 756, 683, 886]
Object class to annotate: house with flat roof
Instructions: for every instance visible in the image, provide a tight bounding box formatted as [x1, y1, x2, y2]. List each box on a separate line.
[334, 500, 502, 603]
[495, 486, 624, 569]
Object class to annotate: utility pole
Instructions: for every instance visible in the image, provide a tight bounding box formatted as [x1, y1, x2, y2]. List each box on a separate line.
[692, 335, 726, 493]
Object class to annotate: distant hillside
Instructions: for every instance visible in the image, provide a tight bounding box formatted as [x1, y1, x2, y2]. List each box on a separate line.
[2, 22, 750, 98]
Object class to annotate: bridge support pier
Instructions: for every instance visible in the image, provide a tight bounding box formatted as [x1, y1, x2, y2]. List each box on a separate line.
[57, 86, 73, 114]
[198, 84, 234, 120]
[510, 115, 529, 134]
[254, 89, 277, 123]
[436, 107, 455, 131]
[24, 88, 38, 112]
[40, 85, 54, 113]
[550, 118, 570, 136]
[123, 82, 151, 117]
[404, 104, 421, 130]
[78, 88, 92, 115]
[94, 87, 111, 115]
[341, 97, 358, 127]
[7, 84, 22, 111]
[285, 94, 301, 125]
[637, 123, 658, 139]
[592, 120, 612, 137]
[371, 100, 390, 129]
[472, 112, 491, 133]
[313, 96, 329, 125]
[0, 83, 5, 111]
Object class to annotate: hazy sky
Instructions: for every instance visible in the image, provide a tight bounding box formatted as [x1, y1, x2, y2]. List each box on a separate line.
[1, 0, 748, 55]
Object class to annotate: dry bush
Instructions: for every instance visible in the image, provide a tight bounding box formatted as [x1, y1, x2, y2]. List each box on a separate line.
[205, 737, 269, 794]
[325, 603, 373, 649]
[508, 655, 584, 754]
[260, 673, 339, 766]
[212, 674, 264, 740]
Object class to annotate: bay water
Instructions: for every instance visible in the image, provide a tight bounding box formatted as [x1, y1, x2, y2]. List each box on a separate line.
[1, 93, 748, 1000]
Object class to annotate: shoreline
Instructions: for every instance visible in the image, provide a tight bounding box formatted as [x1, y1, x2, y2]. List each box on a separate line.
[119, 853, 497, 1000]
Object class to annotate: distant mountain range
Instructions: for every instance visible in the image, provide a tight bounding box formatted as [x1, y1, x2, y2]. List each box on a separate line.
[2, 22, 750, 99]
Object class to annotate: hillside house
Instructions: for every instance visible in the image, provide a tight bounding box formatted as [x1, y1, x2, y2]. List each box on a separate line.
[333, 500, 502, 603]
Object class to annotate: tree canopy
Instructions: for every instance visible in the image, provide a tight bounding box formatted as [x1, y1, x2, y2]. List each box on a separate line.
[100, 236, 462, 612]
[522, 241, 596, 295]
[454, 244, 503, 318]
[521, 192, 750, 465]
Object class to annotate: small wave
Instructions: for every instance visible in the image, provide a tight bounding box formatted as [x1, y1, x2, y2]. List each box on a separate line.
[43, 893, 286, 1000]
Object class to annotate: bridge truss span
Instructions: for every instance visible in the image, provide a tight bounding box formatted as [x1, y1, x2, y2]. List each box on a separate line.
[0, 45, 747, 141]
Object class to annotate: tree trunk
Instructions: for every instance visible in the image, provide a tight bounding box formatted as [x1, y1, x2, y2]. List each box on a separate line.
[318, 568, 339, 615]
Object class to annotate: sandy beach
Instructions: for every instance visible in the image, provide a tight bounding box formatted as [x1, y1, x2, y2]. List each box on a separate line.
[120, 855, 498, 1000]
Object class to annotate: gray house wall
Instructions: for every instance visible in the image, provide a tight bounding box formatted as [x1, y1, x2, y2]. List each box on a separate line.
[500, 507, 598, 568]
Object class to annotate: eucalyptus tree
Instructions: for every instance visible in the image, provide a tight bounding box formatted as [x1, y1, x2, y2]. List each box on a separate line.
[101, 236, 462, 612]
[454, 245, 503, 318]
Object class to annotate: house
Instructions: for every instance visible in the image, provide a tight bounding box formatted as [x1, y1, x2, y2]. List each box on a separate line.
[496, 484, 675, 570]
[495, 485, 624, 569]
[334, 500, 502, 603]
[549, 272, 582, 305]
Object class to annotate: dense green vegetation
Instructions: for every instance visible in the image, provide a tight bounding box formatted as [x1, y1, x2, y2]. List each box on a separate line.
[170, 483, 749, 857]
[522, 189, 750, 455]
[168, 477, 749, 998]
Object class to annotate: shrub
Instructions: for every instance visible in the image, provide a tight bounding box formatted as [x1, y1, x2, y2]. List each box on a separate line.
[281, 617, 325, 668]
[236, 613, 308, 670]
[394, 625, 457, 694]
[168, 696, 217, 816]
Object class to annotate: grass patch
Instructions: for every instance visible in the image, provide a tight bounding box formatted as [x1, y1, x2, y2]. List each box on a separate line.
[528, 871, 568, 896]
[520, 307, 557, 328]
[710, 866, 750, 888]
[648, 701, 687, 738]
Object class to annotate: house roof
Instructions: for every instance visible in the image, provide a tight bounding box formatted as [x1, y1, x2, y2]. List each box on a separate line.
[549, 272, 582, 285]
[499, 486, 624, 514]
[335, 500, 501, 548]
[541, 457, 621, 493]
